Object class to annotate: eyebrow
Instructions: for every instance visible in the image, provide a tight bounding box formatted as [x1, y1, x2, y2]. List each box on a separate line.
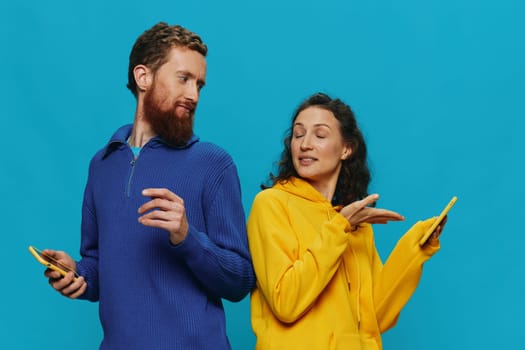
[294, 122, 332, 129]
[176, 69, 206, 87]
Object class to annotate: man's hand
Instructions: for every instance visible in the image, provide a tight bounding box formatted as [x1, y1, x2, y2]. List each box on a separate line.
[43, 249, 87, 299]
[339, 194, 405, 229]
[138, 188, 189, 245]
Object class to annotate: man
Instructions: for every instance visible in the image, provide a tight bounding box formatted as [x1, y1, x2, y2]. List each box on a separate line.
[44, 22, 255, 349]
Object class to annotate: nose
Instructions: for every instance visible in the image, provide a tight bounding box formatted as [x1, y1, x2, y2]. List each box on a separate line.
[300, 133, 314, 150]
[184, 82, 199, 103]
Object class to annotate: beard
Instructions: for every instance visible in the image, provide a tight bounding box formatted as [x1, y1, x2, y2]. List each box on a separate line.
[142, 86, 195, 147]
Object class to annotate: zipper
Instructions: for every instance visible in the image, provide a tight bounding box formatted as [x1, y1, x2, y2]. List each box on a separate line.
[126, 157, 137, 198]
[125, 139, 149, 198]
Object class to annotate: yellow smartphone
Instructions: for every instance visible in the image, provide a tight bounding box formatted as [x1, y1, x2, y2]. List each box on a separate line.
[28, 246, 79, 280]
[419, 196, 457, 246]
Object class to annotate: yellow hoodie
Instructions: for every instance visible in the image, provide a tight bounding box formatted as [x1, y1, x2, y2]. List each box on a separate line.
[247, 177, 440, 350]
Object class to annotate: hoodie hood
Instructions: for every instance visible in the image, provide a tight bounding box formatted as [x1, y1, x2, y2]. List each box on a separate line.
[273, 177, 332, 205]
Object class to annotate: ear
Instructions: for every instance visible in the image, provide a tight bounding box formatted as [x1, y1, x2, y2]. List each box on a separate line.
[133, 65, 153, 93]
[341, 145, 352, 160]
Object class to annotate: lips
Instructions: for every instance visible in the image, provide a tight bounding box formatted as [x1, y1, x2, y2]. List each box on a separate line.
[175, 102, 195, 118]
[176, 103, 195, 112]
[298, 156, 317, 165]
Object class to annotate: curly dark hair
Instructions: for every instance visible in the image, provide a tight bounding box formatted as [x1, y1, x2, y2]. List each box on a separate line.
[265, 92, 371, 206]
[126, 22, 208, 98]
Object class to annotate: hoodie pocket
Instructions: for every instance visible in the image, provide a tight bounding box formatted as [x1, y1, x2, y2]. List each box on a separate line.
[329, 333, 379, 350]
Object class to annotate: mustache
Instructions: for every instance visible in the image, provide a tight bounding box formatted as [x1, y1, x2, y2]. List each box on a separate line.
[175, 101, 196, 112]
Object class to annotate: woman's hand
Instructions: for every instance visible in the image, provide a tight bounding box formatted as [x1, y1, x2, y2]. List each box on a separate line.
[339, 194, 405, 229]
[424, 216, 448, 246]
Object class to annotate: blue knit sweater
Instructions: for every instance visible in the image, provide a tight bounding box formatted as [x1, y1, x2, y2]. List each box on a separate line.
[76, 124, 255, 349]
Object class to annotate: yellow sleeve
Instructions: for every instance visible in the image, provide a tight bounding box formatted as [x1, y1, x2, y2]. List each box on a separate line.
[247, 190, 350, 323]
[371, 218, 440, 332]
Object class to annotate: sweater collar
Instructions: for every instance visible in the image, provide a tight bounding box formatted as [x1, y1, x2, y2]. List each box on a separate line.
[102, 124, 200, 158]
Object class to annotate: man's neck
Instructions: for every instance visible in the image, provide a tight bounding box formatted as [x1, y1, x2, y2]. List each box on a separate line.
[129, 116, 156, 148]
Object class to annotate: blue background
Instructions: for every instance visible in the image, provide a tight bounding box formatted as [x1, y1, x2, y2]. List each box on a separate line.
[2, 0, 524, 348]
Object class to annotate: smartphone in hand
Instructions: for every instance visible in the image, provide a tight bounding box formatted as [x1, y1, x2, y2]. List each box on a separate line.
[28, 246, 79, 280]
[419, 196, 457, 246]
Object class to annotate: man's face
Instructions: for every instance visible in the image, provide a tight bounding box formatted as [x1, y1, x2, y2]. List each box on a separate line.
[143, 47, 207, 146]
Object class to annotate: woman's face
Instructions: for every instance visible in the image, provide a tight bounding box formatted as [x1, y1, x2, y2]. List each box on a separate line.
[291, 106, 351, 197]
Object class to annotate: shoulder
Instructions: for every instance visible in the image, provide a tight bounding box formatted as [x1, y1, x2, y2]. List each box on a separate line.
[254, 187, 286, 200]
[87, 147, 110, 170]
[89, 124, 132, 164]
[190, 141, 234, 166]
[193, 141, 231, 157]
[251, 187, 290, 210]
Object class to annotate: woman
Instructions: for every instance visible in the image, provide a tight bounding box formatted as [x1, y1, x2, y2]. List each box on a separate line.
[247, 93, 445, 350]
